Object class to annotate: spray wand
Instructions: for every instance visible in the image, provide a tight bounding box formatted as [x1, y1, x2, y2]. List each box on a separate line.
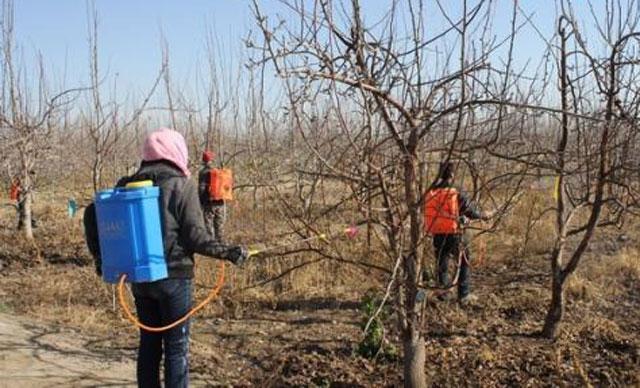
[119, 225, 360, 332]
[247, 225, 360, 257]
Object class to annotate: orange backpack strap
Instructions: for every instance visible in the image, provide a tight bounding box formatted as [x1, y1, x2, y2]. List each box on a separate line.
[424, 188, 460, 235]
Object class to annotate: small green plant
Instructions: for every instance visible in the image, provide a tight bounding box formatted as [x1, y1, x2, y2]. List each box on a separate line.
[356, 291, 397, 361]
[0, 302, 11, 314]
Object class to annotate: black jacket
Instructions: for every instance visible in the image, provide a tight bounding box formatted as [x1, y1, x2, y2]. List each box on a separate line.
[81, 160, 238, 279]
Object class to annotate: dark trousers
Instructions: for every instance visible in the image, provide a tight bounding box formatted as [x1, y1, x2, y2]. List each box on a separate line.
[433, 234, 471, 298]
[16, 200, 36, 229]
[132, 278, 192, 388]
[203, 202, 226, 243]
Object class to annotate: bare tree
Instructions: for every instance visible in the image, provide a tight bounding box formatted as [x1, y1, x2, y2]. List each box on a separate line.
[0, 0, 82, 239]
[85, 3, 119, 192]
[249, 1, 530, 385]
[83, 3, 166, 192]
[540, 1, 640, 338]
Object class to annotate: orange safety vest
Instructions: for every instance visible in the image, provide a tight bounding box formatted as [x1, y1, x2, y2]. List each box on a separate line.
[9, 182, 20, 202]
[208, 168, 233, 201]
[424, 188, 460, 235]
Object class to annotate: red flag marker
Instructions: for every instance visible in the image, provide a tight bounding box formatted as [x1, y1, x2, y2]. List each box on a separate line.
[344, 225, 359, 239]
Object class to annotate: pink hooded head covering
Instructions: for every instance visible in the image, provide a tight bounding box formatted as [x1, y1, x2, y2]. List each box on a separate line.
[142, 128, 191, 177]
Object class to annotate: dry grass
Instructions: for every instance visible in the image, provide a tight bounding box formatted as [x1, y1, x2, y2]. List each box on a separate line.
[471, 190, 559, 271]
[566, 247, 640, 302]
[600, 247, 640, 279]
[576, 315, 625, 341]
[1, 187, 639, 386]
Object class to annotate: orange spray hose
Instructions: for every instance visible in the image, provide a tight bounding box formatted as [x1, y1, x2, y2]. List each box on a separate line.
[116, 226, 356, 331]
[117, 260, 225, 333]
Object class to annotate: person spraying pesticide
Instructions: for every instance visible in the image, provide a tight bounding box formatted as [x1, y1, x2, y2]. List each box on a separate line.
[424, 161, 493, 305]
[84, 128, 249, 388]
[198, 150, 232, 243]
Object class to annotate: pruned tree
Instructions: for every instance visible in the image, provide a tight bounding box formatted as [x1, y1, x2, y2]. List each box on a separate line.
[250, 1, 530, 385]
[540, 0, 640, 338]
[0, 0, 82, 239]
[83, 3, 165, 192]
[84, 3, 119, 192]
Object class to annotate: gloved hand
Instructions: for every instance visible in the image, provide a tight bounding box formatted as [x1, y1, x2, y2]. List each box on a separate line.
[227, 246, 249, 266]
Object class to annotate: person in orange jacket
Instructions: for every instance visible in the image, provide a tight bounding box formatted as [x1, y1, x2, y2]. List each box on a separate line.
[9, 177, 29, 229]
[9, 177, 20, 203]
[424, 161, 493, 304]
[198, 151, 226, 242]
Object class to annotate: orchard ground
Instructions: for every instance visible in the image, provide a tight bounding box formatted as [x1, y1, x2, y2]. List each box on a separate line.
[0, 194, 638, 386]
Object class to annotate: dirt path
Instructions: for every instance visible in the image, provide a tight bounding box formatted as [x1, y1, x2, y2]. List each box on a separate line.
[0, 313, 136, 387]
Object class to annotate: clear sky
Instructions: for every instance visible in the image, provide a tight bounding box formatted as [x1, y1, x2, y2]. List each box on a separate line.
[12, 0, 252, 94]
[6, 0, 613, 105]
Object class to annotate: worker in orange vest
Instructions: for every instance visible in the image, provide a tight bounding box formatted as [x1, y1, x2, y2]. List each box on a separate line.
[9, 177, 26, 229]
[198, 150, 227, 242]
[424, 161, 493, 304]
[9, 177, 20, 203]
[9, 176, 36, 230]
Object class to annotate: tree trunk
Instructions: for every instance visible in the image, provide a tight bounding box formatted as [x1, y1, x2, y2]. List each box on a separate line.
[403, 330, 427, 388]
[92, 154, 102, 193]
[542, 272, 564, 339]
[401, 151, 427, 387]
[17, 202, 25, 231]
[22, 191, 34, 240]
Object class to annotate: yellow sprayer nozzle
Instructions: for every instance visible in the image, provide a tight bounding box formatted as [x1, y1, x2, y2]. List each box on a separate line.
[248, 249, 261, 257]
[125, 180, 154, 189]
[318, 234, 329, 243]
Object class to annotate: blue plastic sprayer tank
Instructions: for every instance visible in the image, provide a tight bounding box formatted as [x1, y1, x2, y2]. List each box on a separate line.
[95, 185, 167, 283]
